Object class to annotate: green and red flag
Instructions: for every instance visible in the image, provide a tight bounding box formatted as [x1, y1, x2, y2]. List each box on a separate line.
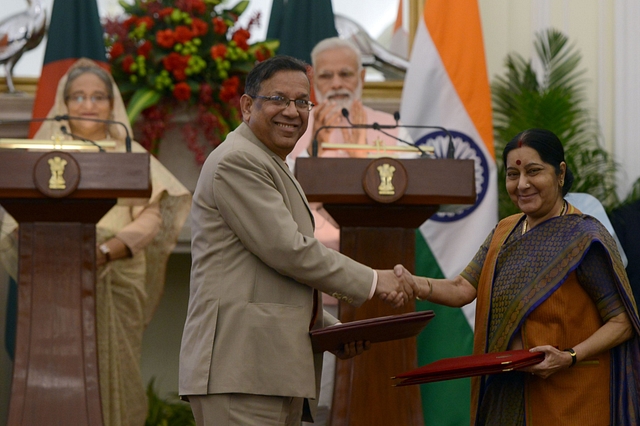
[266, 0, 337, 65]
[29, 0, 107, 137]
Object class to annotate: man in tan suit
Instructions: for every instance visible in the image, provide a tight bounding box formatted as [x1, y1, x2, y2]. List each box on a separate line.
[179, 56, 414, 425]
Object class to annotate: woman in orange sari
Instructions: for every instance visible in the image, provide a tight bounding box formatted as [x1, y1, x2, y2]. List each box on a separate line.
[402, 128, 640, 425]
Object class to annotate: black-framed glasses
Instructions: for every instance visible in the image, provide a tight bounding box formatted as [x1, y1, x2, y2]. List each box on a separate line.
[249, 95, 314, 112]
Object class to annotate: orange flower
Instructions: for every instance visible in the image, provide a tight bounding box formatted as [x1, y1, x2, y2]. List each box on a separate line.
[174, 25, 194, 44]
[156, 29, 176, 49]
[173, 82, 192, 101]
[212, 17, 227, 35]
[210, 44, 227, 60]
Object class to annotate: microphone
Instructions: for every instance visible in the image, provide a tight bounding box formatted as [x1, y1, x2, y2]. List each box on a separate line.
[390, 111, 456, 159]
[55, 115, 132, 153]
[371, 122, 430, 158]
[311, 122, 365, 157]
[341, 108, 456, 159]
[60, 125, 105, 152]
[341, 108, 429, 158]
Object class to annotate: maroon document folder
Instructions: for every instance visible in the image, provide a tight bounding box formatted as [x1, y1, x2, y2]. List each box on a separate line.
[393, 349, 545, 386]
[310, 311, 435, 353]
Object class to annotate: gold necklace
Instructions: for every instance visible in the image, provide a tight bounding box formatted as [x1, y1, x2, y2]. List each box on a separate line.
[522, 200, 567, 235]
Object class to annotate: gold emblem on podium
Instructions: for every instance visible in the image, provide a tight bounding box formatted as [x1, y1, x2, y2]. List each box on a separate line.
[377, 163, 396, 195]
[363, 158, 407, 204]
[48, 156, 68, 190]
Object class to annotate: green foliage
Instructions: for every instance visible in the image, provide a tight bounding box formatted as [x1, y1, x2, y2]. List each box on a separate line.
[492, 28, 620, 218]
[145, 378, 195, 426]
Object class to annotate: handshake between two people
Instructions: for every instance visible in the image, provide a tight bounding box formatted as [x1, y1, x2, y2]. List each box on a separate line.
[374, 264, 419, 309]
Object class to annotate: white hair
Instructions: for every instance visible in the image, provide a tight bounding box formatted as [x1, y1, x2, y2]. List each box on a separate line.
[310, 37, 363, 69]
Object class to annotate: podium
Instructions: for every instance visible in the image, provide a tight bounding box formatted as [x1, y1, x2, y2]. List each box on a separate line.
[0, 150, 151, 426]
[295, 157, 476, 426]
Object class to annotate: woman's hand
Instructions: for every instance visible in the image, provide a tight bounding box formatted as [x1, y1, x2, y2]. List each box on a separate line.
[521, 345, 572, 379]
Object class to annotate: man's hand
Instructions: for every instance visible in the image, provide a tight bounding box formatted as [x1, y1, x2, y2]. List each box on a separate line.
[340, 100, 368, 158]
[375, 265, 416, 308]
[310, 100, 344, 155]
[331, 340, 371, 360]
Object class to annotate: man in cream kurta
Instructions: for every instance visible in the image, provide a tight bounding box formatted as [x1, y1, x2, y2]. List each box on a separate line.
[179, 56, 413, 426]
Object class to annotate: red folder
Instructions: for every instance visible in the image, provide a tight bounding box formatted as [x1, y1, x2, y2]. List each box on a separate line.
[393, 349, 545, 386]
[310, 310, 434, 353]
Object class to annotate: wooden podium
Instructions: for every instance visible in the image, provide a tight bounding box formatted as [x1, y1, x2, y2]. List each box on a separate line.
[295, 157, 476, 426]
[0, 150, 151, 426]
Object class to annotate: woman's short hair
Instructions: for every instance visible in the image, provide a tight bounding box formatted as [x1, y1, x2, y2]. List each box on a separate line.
[503, 128, 574, 195]
[63, 65, 114, 102]
[244, 56, 308, 96]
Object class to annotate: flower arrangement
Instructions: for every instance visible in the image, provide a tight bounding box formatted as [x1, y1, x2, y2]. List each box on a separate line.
[104, 0, 278, 164]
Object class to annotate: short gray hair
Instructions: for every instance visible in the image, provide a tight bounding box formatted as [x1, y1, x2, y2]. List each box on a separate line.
[310, 37, 362, 69]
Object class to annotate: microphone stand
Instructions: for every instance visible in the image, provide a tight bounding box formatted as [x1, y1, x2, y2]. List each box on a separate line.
[342, 108, 456, 159]
[56, 115, 132, 153]
[60, 126, 105, 152]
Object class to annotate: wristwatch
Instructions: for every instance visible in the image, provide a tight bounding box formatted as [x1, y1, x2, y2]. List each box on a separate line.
[99, 243, 111, 262]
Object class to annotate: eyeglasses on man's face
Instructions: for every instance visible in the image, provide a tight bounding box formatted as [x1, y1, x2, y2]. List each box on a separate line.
[66, 93, 112, 105]
[249, 95, 315, 112]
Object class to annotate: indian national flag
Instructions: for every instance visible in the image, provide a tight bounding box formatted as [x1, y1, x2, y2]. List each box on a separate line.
[399, 1, 497, 425]
[389, 0, 408, 59]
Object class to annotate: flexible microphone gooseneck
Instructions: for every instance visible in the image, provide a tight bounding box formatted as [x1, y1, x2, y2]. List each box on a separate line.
[0, 115, 132, 153]
[56, 115, 132, 153]
[311, 123, 368, 157]
[60, 125, 105, 152]
[341, 108, 456, 159]
[341, 108, 430, 158]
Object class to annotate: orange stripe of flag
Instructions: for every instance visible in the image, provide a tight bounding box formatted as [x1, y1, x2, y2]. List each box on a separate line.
[423, 0, 494, 159]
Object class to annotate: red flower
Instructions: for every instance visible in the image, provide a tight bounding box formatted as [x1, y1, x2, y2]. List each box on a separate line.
[212, 17, 227, 35]
[122, 55, 135, 73]
[137, 16, 154, 30]
[158, 7, 174, 18]
[156, 29, 176, 49]
[232, 29, 251, 51]
[173, 82, 192, 101]
[191, 18, 208, 37]
[199, 83, 213, 104]
[162, 52, 190, 81]
[176, 0, 206, 15]
[210, 44, 227, 60]
[220, 76, 240, 102]
[137, 40, 153, 58]
[254, 46, 271, 62]
[174, 25, 194, 44]
[122, 16, 137, 32]
[110, 41, 125, 59]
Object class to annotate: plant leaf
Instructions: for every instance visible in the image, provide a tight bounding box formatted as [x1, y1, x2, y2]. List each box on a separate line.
[126, 88, 162, 123]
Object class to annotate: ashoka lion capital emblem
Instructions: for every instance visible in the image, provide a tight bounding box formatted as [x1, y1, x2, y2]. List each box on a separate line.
[377, 163, 396, 195]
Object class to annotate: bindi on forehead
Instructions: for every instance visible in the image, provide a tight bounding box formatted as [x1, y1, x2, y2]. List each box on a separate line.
[516, 159, 521, 165]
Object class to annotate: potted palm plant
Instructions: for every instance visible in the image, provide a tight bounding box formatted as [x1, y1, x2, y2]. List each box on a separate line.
[491, 28, 621, 218]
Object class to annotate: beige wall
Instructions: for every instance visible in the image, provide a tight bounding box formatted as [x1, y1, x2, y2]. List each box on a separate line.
[478, 0, 615, 150]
